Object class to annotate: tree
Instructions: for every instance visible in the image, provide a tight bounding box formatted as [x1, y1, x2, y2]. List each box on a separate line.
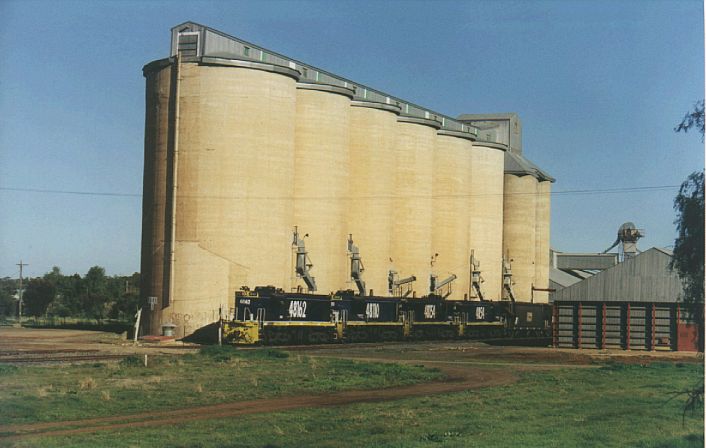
[81, 266, 111, 321]
[671, 100, 705, 332]
[669, 101, 705, 417]
[674, 100, 705, 141]
[0, 277, 17, 317]
[22, 278, 56, 317]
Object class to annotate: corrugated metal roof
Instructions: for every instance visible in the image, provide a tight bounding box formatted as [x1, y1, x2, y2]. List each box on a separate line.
[549, 266, 583, 288]
[552, 247, 684, 303]
[169, 21, 478, 138]
[504, 151, 555, 182]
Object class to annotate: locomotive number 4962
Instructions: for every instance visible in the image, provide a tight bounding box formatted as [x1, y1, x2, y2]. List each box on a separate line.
[289, 300, 307, 319]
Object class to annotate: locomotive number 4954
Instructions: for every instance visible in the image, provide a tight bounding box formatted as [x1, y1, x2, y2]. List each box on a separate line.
[424, 304, 436, 319]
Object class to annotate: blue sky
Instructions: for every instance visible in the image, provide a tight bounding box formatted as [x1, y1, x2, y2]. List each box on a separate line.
[0, 0, 703, 278]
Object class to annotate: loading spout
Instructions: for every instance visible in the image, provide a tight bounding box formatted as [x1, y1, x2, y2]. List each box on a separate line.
[347, 234, 366, 296]
[430, 273, 457, 299]
[502, 255, 515, 303]
[469, 250, 485, 301]
[293, 226, 317, 292]
[388, 270, 416, 297]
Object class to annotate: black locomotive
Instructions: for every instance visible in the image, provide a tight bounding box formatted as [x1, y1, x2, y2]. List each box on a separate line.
[226, 286, 550, 345]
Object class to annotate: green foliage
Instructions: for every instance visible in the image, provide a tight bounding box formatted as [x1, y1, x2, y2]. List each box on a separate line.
[119, 355, 144, 368]
[0, 277, 17, 316]
[23, 278, 57, 317]
[670, 171, 705, 309]
[4, 266, 141, 321]
[0, 363, 19, 375]
[198, 346, 290, 362]
[675, 100, 705, 141]
[672, 102, 705, 350]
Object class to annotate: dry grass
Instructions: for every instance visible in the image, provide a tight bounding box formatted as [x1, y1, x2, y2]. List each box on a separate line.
[78, 377, 96, 390]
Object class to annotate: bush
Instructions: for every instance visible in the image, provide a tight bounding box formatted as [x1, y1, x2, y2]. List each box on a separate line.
[119, 355, 143, 367]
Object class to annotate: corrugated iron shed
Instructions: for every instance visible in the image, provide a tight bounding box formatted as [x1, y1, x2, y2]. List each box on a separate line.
[552, 247, 683, 303]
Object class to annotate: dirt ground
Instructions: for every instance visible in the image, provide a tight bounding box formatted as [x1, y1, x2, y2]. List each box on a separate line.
[0, 327, 200, 363]
[1, 326, 700, 364]
[0, 327, 701, 441]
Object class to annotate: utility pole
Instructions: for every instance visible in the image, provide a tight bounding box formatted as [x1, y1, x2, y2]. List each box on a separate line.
[16, 260, 28, 322]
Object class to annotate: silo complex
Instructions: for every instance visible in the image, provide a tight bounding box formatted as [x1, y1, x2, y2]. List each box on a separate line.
[348, 101, 400, 296]
[467, 142, 505, 301]
[533, 181, 552, 303]
[140, 23, 555, 336]
[293, 84, 353, 293]
[432, 132, 473, 299]
[391, 118, 440, 294]
[503, 174, 538, 301]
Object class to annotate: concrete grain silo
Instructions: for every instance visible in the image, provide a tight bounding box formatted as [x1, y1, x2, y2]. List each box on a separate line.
[140, 63, 171, 335]
[534, 180, 552, 303]
[432, 131, 473, 299]
[293, 83, 353, 293]
[141, 23, 300, 335]
[466, 141, 506, 300]
[348, 101, 401, 296]
[141, 23, 555, 336]
[390, 117, 441, 295]
[503, 172, 538, 301]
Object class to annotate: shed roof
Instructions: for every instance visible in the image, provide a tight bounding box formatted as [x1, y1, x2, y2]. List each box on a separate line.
[552, 247, 684, 303]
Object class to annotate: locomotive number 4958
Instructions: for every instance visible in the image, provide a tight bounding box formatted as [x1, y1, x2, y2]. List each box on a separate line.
[289, 300, 307, 319]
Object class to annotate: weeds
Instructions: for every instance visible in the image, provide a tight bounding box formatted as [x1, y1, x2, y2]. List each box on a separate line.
[119, 355, 143, 368]
[79, 377, 96, 390]
[0, 363, 18, 375]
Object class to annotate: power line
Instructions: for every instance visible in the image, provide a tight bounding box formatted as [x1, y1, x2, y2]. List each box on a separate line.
[0, 184, 681, 200]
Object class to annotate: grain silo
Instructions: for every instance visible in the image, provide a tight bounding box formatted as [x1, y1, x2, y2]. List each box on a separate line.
[503, 172, 538, 301]
[466, 141, 506, 300]
[534, 180, 552, 303]
[293, 83, 353, 293]
[432, 130, 474, 299]
[347, 101, 401, 295]
[141, 23, 300, 335]
[391, 117, 440, 295]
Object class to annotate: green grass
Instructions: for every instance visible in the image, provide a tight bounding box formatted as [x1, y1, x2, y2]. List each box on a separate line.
[7, 359, 702, 448]
[0, 346, 441, 428]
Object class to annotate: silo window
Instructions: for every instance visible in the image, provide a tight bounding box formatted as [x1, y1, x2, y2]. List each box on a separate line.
[302, 67, 308, 77]
[243, 46, 250, 57]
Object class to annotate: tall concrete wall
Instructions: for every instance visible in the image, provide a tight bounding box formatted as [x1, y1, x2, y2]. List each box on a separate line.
[432, 132, 473, 299]
[348, 101, 400, 295]
[294, 84, 352, 293]
[534, 180, 551, 303]
[468, 143, 505, 300]
[503, 174, 538, 301]
[391, 118, 440, 295]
